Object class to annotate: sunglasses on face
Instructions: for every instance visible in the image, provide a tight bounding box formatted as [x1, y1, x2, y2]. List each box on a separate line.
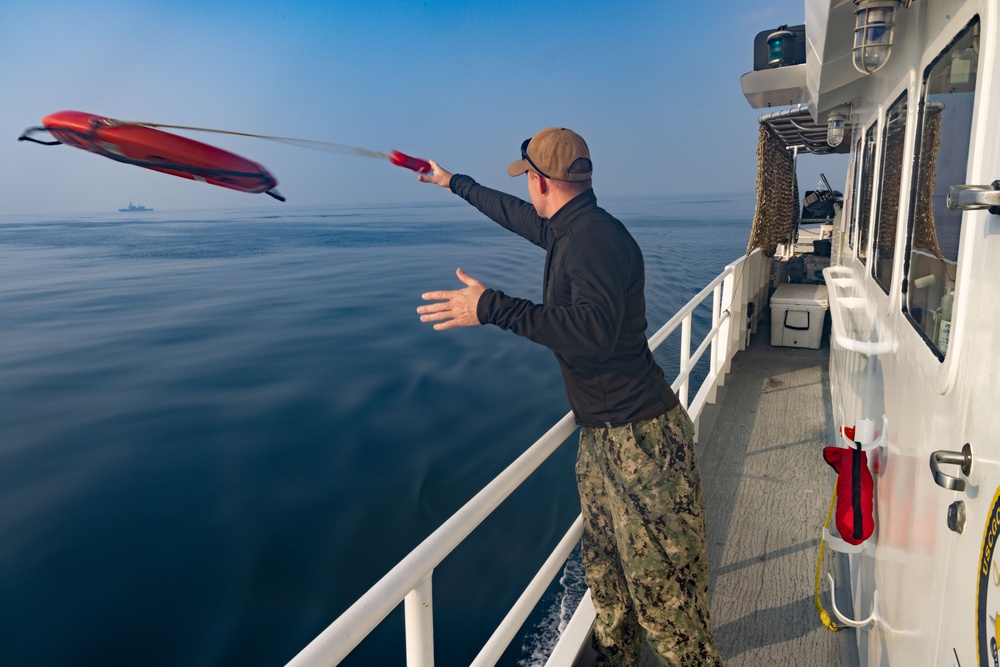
[521, 138, 552, 179]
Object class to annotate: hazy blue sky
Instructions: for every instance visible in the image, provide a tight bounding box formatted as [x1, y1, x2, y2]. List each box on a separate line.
[1, 0, 845, 214]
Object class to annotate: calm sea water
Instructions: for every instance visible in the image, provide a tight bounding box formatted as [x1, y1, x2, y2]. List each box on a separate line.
[0, 193, 754, 667]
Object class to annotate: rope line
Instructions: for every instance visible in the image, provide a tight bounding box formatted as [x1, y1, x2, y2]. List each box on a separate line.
[17, 127, 62, 146]
[111, 120, 390, 160]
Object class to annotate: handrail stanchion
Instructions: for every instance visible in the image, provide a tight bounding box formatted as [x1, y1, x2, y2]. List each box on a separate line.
[732, 261, 744, 353]
[711, 284, 722, 383]
[720, 268, 735, 369]
[756, 252, 770, 334]
[679, 315, 692, 408]
[405, 572, 435, 667]
[745, 255, 752, 340]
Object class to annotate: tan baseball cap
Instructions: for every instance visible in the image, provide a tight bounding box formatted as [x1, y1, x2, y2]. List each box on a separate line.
[507, 127, 593, 182]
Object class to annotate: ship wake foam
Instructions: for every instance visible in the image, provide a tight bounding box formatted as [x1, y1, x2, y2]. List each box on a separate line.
[518, 546, 587, 667]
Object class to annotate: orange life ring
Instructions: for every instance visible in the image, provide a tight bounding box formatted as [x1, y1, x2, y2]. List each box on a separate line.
[38, 110, 281, 198]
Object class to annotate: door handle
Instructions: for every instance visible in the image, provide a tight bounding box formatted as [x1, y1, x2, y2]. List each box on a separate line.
[947, 182, 1000, 214]
[930, 443, 972, 491]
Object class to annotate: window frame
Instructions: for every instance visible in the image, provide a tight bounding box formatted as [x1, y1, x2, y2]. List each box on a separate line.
[900, 16, 980, 363]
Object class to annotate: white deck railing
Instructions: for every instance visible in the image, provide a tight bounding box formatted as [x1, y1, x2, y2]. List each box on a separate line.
[285, 249, 770, 667]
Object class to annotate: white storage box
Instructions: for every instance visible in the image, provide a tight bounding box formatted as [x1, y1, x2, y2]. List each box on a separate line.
[770, 283, 829, 349]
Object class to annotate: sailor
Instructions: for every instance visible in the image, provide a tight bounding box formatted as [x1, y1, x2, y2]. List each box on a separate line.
[416, 128, 722, 666]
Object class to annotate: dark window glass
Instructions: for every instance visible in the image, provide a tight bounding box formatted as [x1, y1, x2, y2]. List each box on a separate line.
[847, 136, 862, 251]
[857, 125, 878, 264]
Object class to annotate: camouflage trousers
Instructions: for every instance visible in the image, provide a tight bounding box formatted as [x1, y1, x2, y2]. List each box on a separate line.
[576, 404, 722, 667]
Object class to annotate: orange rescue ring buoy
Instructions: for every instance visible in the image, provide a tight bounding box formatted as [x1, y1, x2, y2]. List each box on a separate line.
[23, 110, 284, 201]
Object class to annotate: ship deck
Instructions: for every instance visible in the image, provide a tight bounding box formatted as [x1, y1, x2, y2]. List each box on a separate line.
[697, 315, 858, 666]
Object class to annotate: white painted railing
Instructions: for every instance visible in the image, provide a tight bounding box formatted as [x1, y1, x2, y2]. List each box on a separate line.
[285, 249, 770, 667]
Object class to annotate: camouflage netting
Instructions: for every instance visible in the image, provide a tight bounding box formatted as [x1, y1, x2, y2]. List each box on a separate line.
[747, 124, 799, 257]
[913, 105, 943, 259]
[876, 117, 905, 258]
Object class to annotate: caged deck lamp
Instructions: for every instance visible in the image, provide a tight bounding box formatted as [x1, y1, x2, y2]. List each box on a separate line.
[852, 0, 902, 74]
[827, 113, 848, 147]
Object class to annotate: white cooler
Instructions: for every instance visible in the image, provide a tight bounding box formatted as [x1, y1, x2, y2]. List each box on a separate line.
[770, 283, 829, 349]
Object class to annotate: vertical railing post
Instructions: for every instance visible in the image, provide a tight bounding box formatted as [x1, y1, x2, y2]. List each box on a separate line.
[755, 252, 770, 335]
[700, 282, 724, 411]
[746, 253, 757, 340]
[679, 314, 692, 408]
[735, 260, 747, 352]
[719, 268, 735, 368]
[749, 255, 757, 338]
[711, 283, 721, 381]
[405, 571, 434, 667]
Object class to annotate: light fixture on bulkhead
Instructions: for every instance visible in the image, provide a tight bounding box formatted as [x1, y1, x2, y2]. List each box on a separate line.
[852, 0, 902, 75]
[827, 112, 847, 147]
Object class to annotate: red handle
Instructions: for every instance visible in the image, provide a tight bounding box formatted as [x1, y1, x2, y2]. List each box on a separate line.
[389, 150, 431, 174]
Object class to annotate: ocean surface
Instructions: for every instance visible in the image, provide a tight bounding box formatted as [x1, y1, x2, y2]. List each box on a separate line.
[0, 193, 754, 667]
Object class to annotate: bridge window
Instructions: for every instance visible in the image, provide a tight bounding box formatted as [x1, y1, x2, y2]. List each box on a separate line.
[903, 17, 979, 359]
[847, 135, 862, 252]
[872, 93, 908, 293]
[856, 124, 877, 264]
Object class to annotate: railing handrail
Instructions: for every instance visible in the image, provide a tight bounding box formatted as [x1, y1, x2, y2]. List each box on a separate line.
[647, 262, 735, 351]
[285, 411, 579, 667]
[285, 249, 769, 667]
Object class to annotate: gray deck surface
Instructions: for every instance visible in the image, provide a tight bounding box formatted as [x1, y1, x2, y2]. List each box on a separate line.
[696, 317, 856, 667]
